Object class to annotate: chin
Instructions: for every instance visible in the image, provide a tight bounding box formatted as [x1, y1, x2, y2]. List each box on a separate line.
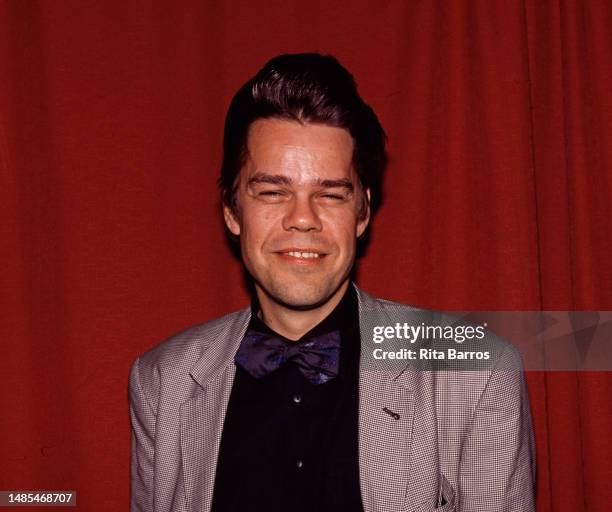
[262, 278, 338, 310]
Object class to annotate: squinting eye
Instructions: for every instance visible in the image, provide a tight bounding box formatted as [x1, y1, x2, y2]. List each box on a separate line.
[322, 194, 345, 200]
[259, 191, 282, 196]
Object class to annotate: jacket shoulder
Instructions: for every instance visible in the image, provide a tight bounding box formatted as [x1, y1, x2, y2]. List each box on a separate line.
[137, 308, 249, 368]
[130, 308, 250, 405]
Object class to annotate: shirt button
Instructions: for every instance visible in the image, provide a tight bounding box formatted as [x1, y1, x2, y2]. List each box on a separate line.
[296, 459, 303, 469]
[292, 394, 302, 404]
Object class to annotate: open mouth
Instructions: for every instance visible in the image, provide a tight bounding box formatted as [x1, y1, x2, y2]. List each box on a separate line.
[284, 251, 321, 259]
[275, 249, 327, 261]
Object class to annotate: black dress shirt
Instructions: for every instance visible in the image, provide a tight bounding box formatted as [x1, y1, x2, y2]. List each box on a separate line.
[210, 284, 364, 512]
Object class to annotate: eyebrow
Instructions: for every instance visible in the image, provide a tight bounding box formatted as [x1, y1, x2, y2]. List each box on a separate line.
[247, 173, 292, 186]
[247, 173, 355, 192]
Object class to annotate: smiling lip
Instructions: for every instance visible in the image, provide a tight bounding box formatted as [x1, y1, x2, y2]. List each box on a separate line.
[274, 248, 328, 264]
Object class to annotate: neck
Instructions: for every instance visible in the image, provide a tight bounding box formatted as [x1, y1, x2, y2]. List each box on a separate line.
[255, 281, 350, 341]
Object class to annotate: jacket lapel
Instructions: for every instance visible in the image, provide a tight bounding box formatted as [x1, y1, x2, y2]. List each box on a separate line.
[180, 309, 251, 512]
[356, 286, 425, 512]
[358, 368, 416, 512]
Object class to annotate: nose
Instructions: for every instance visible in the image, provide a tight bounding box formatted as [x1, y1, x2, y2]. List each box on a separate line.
[282, 195, 323, 232]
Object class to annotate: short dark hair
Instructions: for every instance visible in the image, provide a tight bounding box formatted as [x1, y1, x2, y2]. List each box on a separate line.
[219, 53, 387, 220]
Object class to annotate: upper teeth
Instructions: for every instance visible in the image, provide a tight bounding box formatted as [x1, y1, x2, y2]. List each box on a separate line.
[287, 251, 320, 258]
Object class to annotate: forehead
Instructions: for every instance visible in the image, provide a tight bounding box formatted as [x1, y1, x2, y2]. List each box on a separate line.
[243, 118, 355, 182]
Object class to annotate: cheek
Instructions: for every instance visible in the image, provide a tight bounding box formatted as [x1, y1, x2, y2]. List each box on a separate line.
[325, 215, 359, 250]
[240, 213, 274, 253]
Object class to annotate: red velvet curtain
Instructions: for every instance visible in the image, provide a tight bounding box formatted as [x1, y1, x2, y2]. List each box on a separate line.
[1, 1, 610, 510]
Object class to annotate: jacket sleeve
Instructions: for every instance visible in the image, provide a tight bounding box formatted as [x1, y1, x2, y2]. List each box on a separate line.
[129, 357, 156, 512]
[457, 346, 536, 511]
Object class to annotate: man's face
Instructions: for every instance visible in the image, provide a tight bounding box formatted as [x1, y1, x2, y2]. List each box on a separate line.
[224, 118, 370, 310]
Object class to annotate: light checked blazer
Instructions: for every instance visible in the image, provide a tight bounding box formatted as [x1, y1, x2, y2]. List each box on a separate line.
[129, 285, 536, 512]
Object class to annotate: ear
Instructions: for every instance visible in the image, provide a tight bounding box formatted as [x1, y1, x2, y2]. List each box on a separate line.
[356, 188, 371, 238]
[223, 203, 241, 236]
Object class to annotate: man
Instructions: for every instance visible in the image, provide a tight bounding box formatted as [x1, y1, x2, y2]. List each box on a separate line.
[129, 53, 535, 512]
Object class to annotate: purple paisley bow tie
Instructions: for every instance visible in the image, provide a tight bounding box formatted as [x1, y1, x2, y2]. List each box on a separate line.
[235, 329, 341, 385]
